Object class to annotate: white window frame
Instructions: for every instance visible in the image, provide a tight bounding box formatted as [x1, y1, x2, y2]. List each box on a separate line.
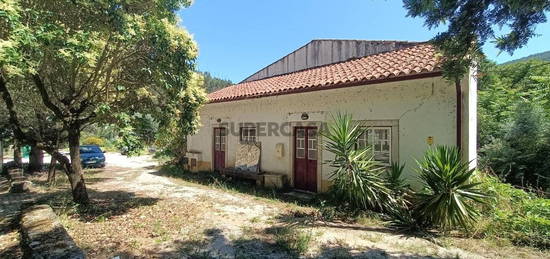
[296, 128, 306, 158]
[357, 126, 392, 166]
[307, 128, 318, 160]
[240, 127, 257, 143]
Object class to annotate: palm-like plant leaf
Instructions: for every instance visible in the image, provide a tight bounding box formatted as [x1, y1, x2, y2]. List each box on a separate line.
[321, 113, 395, 211]
[415, 146, 488, 230]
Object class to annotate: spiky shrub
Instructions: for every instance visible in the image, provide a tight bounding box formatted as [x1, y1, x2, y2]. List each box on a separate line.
[385, 162, 414, 213]
[387, 206, 426, 233]
[322, 113, 394, 211]
[415, 146, 487, 230]
[387, 162, 410, 195]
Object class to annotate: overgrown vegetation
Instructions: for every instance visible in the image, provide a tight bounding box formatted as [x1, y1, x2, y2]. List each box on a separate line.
[478, 60, 550, 192]
[480, 101, 550, 192]
[322, 113, 487, 232]
[473, 174, 550, 249]
[318, 112, 550, 250]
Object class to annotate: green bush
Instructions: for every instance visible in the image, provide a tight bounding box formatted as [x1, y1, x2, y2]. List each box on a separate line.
[82, 136, 105, 146]
[480, 101, 550, 192]
[322, 113, 395, 212]
[475, 174, 550, 248]
[415, 146, 488, 230]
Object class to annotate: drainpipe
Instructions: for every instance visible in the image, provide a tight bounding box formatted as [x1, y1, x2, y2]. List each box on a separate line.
[455, 80, 462, 151]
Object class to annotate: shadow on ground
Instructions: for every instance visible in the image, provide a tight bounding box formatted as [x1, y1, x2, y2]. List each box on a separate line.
[274, 209, 403, 235]
[28, 167, 113, 188]
[152, 165, 316, 205]
[35, 188, 159, 223]
[113, 226, 452, 259]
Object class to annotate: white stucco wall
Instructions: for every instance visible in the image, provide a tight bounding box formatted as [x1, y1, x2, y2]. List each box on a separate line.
[187, 75, 476, 191]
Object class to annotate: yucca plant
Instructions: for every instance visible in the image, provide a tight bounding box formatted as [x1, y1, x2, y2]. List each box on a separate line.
[386, 206, 427, 233]
[322, 113, 395, 211]
[415, 146, 487, 230]
[387, 162, 410, 195]
[386, 162, 413, 210]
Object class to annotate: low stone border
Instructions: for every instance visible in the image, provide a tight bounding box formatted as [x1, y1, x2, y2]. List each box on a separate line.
[7, 168, 24, 180]
[6, 168, 33, 193]
[20, 204, 85, 259]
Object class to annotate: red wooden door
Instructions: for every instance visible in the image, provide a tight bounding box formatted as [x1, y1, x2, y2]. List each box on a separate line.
[294, 127, 318, 192]
[213, 127, 226, 171]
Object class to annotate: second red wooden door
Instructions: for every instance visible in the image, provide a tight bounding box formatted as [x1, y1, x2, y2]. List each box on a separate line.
[294, 127, 318, 192]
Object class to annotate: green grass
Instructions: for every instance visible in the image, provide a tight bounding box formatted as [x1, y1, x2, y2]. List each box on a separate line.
[272, 225, 314, 256]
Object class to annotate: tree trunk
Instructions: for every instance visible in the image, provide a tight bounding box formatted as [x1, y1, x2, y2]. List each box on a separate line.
[0, 139, 3, 173]
[28, 145, 44, 173]
[47, 155, 57, 184]
[66, 127, 89, 204]
[13, 139, 22, 168]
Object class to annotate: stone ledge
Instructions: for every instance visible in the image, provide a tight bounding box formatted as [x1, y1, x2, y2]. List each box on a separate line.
[20, 204, 85, 259]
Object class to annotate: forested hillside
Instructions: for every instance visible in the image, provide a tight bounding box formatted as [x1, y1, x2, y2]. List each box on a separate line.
[502, 50, 550, 65]
[199, 72, 232, 93]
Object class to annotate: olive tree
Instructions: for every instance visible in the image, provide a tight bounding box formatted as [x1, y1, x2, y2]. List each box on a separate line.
[0, 0, 205, 204]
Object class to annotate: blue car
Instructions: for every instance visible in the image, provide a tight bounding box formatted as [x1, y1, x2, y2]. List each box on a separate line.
[80, 145, 106, 168]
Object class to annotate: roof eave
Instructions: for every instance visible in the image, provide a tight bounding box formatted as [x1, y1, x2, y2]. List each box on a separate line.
[207, 70, 443, 104]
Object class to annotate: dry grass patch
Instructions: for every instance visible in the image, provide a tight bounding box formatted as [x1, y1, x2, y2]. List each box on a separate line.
[60, 198, 206, 257]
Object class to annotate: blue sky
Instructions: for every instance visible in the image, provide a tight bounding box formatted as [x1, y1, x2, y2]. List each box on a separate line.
[178, 0, 550, 83]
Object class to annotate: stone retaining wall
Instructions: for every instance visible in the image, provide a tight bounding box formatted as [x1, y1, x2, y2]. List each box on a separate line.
[20, 205, 85, 258]
[6, 168, 32, 193]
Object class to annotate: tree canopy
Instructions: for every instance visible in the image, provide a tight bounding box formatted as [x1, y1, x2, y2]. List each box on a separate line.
[0, 0, 205, 203]
[478, 59, 550, 191]
[404, 0, 550, 80]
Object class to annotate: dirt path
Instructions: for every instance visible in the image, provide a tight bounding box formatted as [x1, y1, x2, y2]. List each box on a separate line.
[63, 154, 544, 259]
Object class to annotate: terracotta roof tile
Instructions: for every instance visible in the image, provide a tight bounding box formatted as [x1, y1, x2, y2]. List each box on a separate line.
[208, 44, 440, 103]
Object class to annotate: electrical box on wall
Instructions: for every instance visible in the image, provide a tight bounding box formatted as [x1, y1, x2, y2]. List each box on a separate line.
[426, 136, 434, 146]
[275, 143, 284, 158]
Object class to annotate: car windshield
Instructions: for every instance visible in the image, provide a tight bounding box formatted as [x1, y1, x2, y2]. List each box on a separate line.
[80, 146, 102, 153]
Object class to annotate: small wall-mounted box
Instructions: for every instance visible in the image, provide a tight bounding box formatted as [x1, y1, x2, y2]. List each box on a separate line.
[275, 143, 284, 158]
